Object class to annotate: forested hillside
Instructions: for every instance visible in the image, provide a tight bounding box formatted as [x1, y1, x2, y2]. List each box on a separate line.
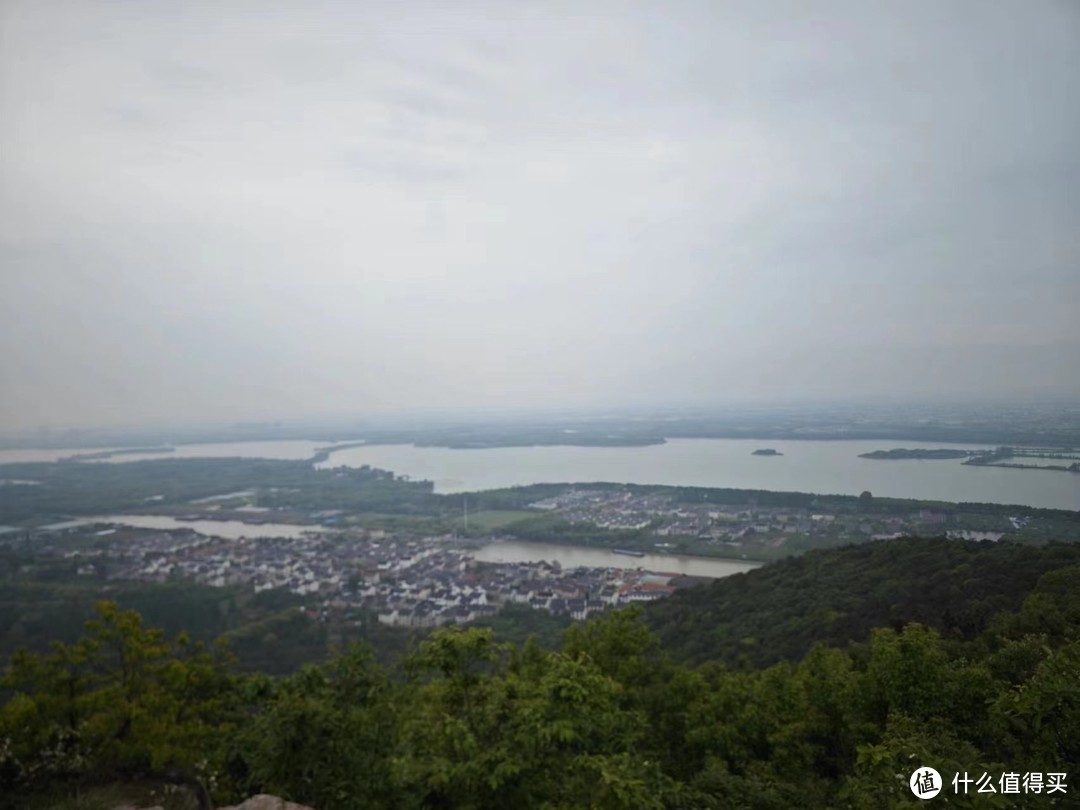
[0, 574, 410, 676]
[644, 537, 1080, 667]
[1, 537, 1077, 809]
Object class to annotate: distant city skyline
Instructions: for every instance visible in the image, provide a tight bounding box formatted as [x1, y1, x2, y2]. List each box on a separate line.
[2, 1, 1078, 433]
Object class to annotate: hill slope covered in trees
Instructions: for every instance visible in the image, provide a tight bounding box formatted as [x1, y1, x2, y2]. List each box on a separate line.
[643, 536, 1080, 668]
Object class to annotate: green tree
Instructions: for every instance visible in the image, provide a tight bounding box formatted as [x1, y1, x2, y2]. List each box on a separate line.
[0, 602, 240, 805]
[236, 645, 397, 809]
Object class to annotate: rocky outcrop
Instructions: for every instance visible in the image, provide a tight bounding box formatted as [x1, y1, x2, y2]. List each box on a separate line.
[219, 796, 315, 810]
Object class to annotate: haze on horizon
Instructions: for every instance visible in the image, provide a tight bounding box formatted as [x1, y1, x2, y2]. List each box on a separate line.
[2, 0, 1078, 434]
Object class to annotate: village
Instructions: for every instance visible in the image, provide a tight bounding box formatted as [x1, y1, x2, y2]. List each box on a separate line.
[526, 488, 1013, 553]
[3, 481, 1051, 633]
[19, 523, 700, 629]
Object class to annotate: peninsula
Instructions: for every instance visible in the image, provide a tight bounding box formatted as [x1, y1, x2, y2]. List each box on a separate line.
[859, 448, 974, 460]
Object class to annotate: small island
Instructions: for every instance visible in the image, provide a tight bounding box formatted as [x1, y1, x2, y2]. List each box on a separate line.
[752, 448, 783, 456]
[859, 448, 974, 460]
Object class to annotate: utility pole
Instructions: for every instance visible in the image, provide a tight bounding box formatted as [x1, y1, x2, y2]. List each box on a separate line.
[463, 494, 468, 531]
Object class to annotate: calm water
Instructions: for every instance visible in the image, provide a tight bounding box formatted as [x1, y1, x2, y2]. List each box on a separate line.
[472, 540, 760, 578]
[68, 516, 751, 578]
[67, 515, 322, 540]
[5, 437, 1077, 510]
[320, 439, 1080, 511]
[0, 446, 126, 464]
[0, 440, 327, 465]
[91, 440, 328, 463]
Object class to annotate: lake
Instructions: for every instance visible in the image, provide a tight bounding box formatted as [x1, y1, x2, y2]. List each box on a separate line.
[0, 446, 128, 464]
[4, 437, 1077, 510]
[90, 440, 328, 463]
[0, 440, 328, 465]
[64, 514, 322, 540]
[319, 438, 1080, 511]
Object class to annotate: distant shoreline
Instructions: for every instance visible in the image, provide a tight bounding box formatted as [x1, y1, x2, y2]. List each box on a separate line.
[859, 448, 975, 460]
[61, 446, 175, 462]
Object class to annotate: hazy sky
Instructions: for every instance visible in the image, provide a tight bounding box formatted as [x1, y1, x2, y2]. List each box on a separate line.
[2, 1, 1078, 432]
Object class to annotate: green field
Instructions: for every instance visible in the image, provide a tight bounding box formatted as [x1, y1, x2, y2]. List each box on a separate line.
[458, 509, 537, 531]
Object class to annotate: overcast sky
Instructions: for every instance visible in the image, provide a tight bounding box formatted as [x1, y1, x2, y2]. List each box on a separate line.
[1, 0, 1078, 433]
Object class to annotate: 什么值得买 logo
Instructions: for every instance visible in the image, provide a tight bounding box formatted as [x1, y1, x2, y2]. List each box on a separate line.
[910, 767, 942, 799]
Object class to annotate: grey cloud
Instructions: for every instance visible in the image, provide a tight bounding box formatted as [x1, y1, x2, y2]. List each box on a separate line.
[1, 0, 1078, 432]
